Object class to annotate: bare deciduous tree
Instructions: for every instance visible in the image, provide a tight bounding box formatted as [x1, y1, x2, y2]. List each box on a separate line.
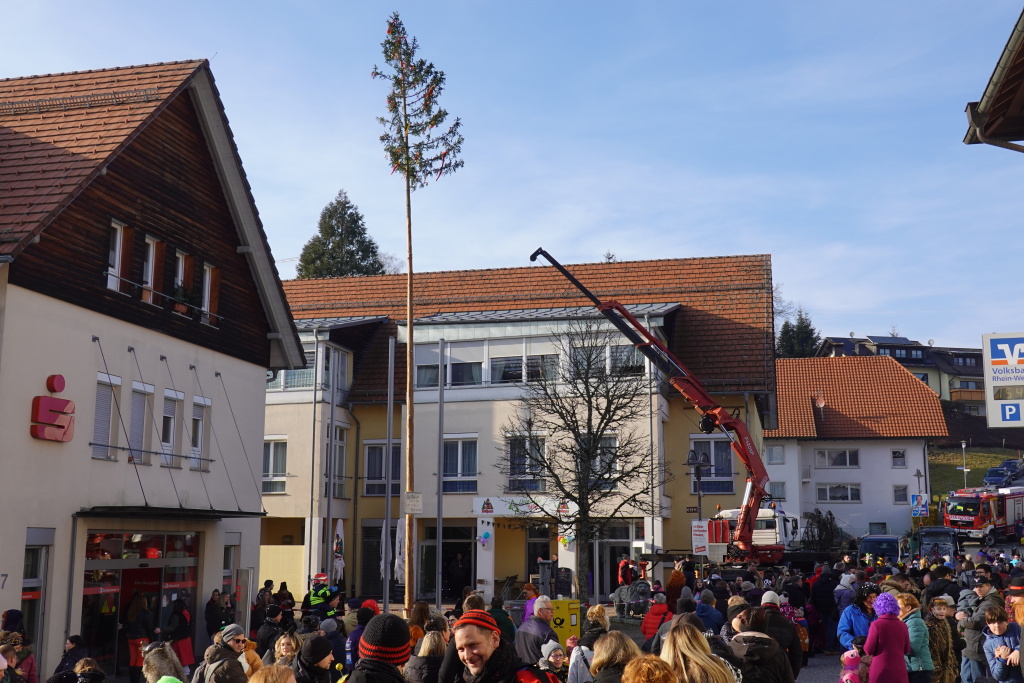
[497, 317, 670, 598]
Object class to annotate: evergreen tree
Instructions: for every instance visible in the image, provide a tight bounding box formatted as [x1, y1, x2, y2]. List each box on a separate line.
[296, 190, 386, 279]
[373, 12, 464, 608]
[776, 307, 821, 358]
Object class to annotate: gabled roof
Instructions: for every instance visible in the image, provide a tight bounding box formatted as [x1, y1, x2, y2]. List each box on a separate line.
[285, 254, 775, 397]
[0, 61, 302, 368]
[765, 356, 948, 440]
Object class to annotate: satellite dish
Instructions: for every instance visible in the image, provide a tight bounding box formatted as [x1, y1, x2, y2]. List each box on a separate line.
[928, 339, 934, 346]
[849, 332, 855, 338]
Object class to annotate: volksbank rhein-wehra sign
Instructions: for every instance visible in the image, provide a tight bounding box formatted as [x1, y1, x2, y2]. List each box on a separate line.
[983, 332, 1024, 427]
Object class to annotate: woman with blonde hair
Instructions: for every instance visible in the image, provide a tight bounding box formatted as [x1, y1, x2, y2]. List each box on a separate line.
[249, 666, 295, 683]
[261, 633, 300, 666]
[589, 632, 640, 683]
[405, 631, 444, 683]
[569, 604, 610, 683]
[660, 622, 739, 683]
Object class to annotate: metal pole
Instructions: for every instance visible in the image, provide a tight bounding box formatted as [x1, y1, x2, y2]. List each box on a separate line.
[325, 342, 335, 585]
[384, 336, 395, 610]
[436, 339, 445, 610]
[962, 440, 968, 489]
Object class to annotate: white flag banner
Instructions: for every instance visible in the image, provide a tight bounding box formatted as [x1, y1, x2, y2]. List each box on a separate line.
[332, 519, 345, 585]
[394, 521, 406, 579]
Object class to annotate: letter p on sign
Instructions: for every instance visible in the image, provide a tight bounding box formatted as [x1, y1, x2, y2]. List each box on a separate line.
[1003, 404, 1021, 422]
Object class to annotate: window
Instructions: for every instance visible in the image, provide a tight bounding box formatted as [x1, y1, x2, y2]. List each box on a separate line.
[527, 354, 559, 382]
[331, 427, 346, 498]
[128, 385, 152, 464]
[92, 374, 121, 460]
[868, 522, 888, 534]
[815, 449, 859, 468]
[443, 439, 478, 493]
[106, 220, 132, 292]
[173, 250, 195, 309]
[954, 356, 978, 367]
[141, 237, 164, 304]
[891, 449, 907, 468]
[365, 442, 401, 496]
[879, 348, 890, 356]
[201, 263, 220, 325]
[911, 349, 923, 359]
[507, 436, 546, 492]
[282, 347, 316, 389]
[262, 442, 287, 493]
[894, 485, 909, 504]
[765, 446, 785, 465]
[964, 405, 980, 415]
[416, 364, 442, 388]
[816, 483, 862, 503]
[894, 349, 907, 358]
[768, 481, 786, 501]
[189, 400, 209, 470]
[961, 380, 980, 390]
[451, 362, 482, 386]
[491, 357, 523, 384]
[591, 436, 618, 490]
[161, 395, 181, 467]
[610, 345, 644, 375]
[690, 439, 734, 494]
[913, 373, 929, 385]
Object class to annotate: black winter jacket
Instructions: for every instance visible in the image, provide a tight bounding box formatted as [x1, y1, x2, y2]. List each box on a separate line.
[730, 632, 794, 683]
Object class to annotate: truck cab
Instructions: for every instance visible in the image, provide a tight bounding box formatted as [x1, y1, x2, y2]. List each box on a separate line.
[714, 506, 802, 550]
[857, 534, 904, 566]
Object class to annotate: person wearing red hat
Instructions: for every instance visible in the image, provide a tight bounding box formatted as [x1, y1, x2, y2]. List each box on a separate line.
[451, 610, 557, 683]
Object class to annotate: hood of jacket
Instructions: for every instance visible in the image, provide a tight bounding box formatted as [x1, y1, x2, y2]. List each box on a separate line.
[647, 603, 670, 617]
[730, 633, 782, 664]
[836, 574, 855, 592]
[205, 644, 240, 666]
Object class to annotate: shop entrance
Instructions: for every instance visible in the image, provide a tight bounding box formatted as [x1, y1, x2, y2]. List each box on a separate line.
[82, 532, 199, 679]
[419, 526, 474, 602]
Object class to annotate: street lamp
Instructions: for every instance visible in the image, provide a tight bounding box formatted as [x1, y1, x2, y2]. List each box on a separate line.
[961, 440, 968, 489]
[686, 450, 712, 521]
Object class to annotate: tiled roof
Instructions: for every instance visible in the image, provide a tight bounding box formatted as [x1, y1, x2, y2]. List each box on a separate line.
[284, 255, 775, 397]
[0, 61, 204, 256]
[765, 356, 948, 440]
[414, 302, 679, 324]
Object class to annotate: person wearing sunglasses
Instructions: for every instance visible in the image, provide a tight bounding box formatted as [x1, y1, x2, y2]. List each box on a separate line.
[199, 624, 247, 683]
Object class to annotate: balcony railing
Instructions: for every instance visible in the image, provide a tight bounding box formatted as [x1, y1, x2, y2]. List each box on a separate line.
[951, 388, 984, 402]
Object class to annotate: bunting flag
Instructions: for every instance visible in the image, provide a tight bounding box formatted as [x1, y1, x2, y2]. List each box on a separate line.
[394, 521, 406, 579]
[332, 519, 345, 584]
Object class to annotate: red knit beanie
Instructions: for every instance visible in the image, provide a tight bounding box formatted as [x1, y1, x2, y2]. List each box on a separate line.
[455, 609, 500, 633]
[358, 614, 411, 665]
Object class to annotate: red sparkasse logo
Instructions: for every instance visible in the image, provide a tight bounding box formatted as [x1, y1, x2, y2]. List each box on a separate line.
[30, 374, 75, 442]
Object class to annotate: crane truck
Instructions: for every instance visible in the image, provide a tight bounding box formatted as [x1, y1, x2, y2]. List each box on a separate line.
[530, 248, 784, 563]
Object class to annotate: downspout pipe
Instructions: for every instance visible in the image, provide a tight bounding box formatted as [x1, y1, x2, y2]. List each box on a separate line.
[966, 102, 1024, 154]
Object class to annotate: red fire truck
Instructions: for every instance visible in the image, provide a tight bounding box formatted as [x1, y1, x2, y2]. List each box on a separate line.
[944, 486, 1024, 545]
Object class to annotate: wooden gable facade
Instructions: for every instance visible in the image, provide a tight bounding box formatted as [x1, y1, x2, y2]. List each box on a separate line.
[0, 61, 302, 369]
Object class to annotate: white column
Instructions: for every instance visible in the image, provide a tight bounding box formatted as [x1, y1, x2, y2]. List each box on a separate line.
[476, 518, 495, 600]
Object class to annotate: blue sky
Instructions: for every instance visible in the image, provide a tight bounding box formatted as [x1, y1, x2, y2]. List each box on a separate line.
[2, 1, 1021, 348]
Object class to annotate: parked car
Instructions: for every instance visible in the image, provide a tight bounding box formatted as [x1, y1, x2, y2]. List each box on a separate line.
[1000, 459, 1023, 480]
[984, 467, 1013, 487]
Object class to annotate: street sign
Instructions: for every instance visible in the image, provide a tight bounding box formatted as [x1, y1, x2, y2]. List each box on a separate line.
[982, 332, 1024, 427]
[691, 520, 709, 555]
[404, 492, 423, 514]
[686, 506, 698, 514]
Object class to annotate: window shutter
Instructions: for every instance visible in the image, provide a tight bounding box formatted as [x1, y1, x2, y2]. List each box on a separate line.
[152, 241, 166, 305]
[92, 384, 113, 459]
[129, 390, 146, 462]
[208, 266, 221, 323]
[119, 225, 135, 294]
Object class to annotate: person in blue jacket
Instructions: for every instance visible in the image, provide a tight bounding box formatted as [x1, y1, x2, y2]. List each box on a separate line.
[838, 584, 878, 652]
[983, 604, 1024, 683]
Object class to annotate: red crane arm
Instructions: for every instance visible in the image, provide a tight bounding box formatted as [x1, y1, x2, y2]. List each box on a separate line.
[529, 248, 770, 555]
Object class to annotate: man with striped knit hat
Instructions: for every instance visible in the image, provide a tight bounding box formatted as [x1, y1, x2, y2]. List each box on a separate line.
[452, 610, 557, 683]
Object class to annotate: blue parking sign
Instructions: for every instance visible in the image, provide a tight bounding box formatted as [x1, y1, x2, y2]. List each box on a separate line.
[1003, 404, 1022, 422]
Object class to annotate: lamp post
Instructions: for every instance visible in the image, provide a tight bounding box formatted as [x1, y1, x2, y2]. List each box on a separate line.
[961, 440, 968, 489]
[686, 450, 712, 521]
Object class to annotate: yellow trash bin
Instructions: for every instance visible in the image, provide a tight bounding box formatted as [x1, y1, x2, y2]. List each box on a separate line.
[550, 598, 581, 649]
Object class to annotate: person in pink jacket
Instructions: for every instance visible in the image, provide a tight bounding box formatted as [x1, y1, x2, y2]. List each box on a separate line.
[864, 592, 910, 683]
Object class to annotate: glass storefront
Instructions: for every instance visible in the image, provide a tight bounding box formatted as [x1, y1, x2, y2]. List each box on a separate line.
[81, 532, 200, 678]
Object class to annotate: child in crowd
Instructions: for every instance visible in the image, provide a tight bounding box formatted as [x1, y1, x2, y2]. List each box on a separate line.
[538, 641, 567, 683]
[983, 605, 1024, 683]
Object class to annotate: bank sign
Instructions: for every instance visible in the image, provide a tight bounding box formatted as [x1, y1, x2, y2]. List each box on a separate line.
[983, 333, 1024, 427]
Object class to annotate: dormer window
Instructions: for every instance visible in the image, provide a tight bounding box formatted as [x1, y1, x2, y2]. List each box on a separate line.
[106, 220, 133, 293]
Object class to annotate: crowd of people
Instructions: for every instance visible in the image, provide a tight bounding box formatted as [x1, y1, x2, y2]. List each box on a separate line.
[12, 550, 1024, 683]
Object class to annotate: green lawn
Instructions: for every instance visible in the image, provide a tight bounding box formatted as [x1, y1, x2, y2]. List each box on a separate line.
[929, 446, 1022, 498]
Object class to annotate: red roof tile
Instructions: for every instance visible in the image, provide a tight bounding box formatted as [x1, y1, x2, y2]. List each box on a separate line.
[765, 356, 948, 439]
[284, 255, 776, 397]
[0, 61, 204, 256]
